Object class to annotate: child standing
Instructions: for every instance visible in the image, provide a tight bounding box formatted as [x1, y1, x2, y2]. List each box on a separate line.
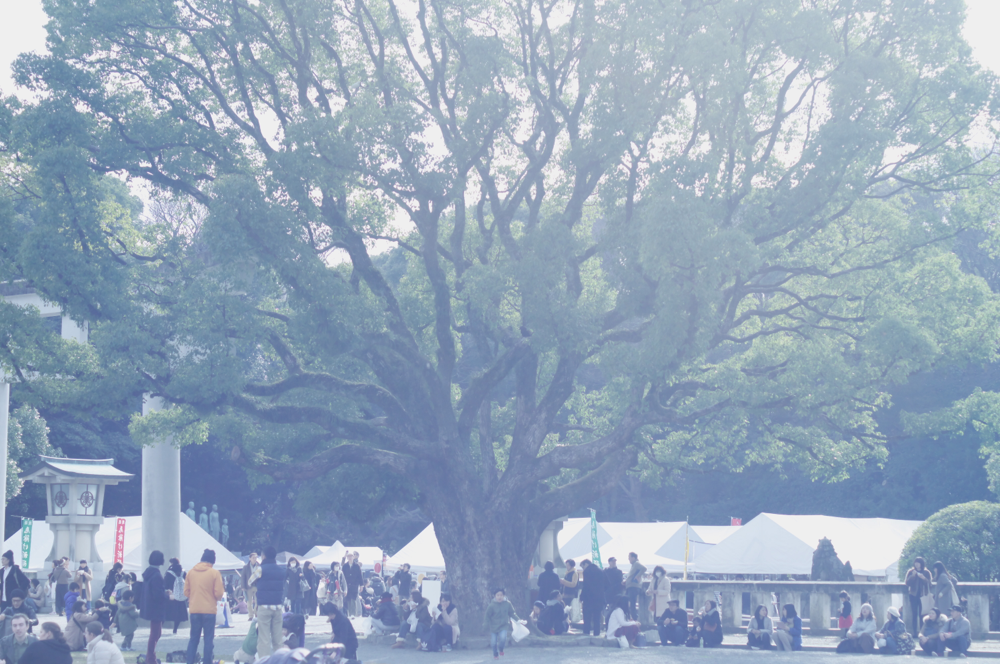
[63, 582, 81, 622]
[93, 599, 113, 629]
[483, 588, 519, 660]
[838, 591, 853, 638]
[115, 589, 139, 651]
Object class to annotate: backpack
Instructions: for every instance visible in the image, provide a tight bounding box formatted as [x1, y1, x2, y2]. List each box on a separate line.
[172, 572, 185, 600]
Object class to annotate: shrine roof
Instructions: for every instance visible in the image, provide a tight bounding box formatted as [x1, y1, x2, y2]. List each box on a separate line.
[22, 456, 134, 480]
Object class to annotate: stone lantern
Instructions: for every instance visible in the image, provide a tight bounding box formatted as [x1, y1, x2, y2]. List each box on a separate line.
[21, 456, 133, 566]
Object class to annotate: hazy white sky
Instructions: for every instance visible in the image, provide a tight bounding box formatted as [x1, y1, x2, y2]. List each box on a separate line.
[1, 0, 999, 93]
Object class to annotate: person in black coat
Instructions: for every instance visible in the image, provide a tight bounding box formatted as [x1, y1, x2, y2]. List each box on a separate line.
[579, 560, 605, 637]
[303, 562, 320, 616]
[17, 621, 72, 664]
[0, 551, 30, 611]
[163, 558, 189, 634]
[139, 550, 167, 664]
[538, 590, 568, 635]
[322, 602, 359, 659]
[100, 563, 123, 602]
[537, 562, 561, 603]
[393, 565, 413, 607]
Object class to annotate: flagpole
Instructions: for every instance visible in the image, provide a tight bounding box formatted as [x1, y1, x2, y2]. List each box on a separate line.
[683, 517, 689, 581]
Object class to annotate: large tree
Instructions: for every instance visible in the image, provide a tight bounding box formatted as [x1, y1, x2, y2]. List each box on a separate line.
[2, 0, 1000, 627]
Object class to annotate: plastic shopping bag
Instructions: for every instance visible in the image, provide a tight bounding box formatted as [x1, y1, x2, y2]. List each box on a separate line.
[511, 619, 530, 643]
[216, 598, 228, 626]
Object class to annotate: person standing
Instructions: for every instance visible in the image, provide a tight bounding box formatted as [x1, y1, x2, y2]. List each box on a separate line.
[255, 547, 285, 658]
[241, 552, 260, 620]
[624, 553, 646, 621]
[933, 561, 958, 612]
[164, 558, 188, 635]
[579, 559, 604, 637]
[0, 551, 29, 611]
[560, 560, 581, 623]
[139, 550, 167, 664]
[75, 561, 93, 609]
[52, 560, 73, 618]
[285, 557, 304, 615]
[0, 613, 37, 663]
[904, 557, 932, 635]
[602, 557, 624, 626]
[343, 553, 363, 617]
[645, 566, 670, 626]
[536, 562, 561, 604]
[303, 561, 319, 616]
[101, 563, 123, 603]
[393, 564, 412, 609]
[184, 549, 224, 664]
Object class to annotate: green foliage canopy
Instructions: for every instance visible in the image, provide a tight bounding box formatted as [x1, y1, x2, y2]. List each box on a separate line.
[2, 0, 1000, 621]
[900, 501, 1000, 583]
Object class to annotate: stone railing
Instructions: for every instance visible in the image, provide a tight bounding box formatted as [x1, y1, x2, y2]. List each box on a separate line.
[668, 580, 999, 639]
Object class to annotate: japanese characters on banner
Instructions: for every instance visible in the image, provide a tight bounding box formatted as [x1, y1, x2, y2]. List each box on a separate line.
[20, 518, 32, 566]
[114, 517, 126, 564]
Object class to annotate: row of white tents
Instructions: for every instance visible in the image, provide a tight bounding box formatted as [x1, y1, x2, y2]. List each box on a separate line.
[4, 512, 924, 582]
[382, 513, 924, 581]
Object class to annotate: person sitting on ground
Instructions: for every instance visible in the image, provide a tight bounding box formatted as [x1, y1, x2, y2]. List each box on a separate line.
[658, 598, 688, 646]
[0, 613, 37, 663]
[699, 599, 723, 648]
[233, 617, 258, 664]
[918, 607, 946, 656]
[392, 591, 432, 649]
[64, 600, 99, 651]
[837, 602, 878, 654]
[63, 583, 81, 621]
[372, 591, 400, 634]
[321, 602, 359, 660]
[0, 590, 37, 637]
[874, 606, 907, 654]
[773, 603, 802, 651]
[282, 611, 306, 649]
[113, 590, 138, 652]
[606, 595, 640, 649]
[685, 616, 704, 648]
[527, 601, 547, 637]
[483, 588, 520, 660]
[84, 621, 124, 664]
[929, 604, 971, 657]
[747, 604, 773, 650]
[422, 593, 459, 652]
[19, 621, 72, 664]
[537, 562, 561, 604]
[28, 578, 47, 614]
[838, 591, 853, 637]
[537, 590, 568, 636]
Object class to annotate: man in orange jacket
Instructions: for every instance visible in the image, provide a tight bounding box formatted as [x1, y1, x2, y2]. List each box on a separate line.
[184, 549, 225, 664]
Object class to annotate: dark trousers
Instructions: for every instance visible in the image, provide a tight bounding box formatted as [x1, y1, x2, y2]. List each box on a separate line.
[186, 613, 216, 664]
[147, 621, 162, 664]
[908, 595, 923, 635]
[625, 587, 641, 620]
[748, 632, 772, 649]
[658, 624, 686, 645]
[582, 600, 602, 636]
[55, 585, 67, 615]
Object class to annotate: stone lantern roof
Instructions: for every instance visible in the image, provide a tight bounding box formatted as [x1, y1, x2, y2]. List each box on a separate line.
[22, 456, 133, 483]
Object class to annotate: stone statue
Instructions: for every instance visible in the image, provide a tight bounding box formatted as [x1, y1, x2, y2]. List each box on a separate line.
[209, 504, 220, 541]
[221, 519, 229, 548]
[811, 537, 849, 581]
[185, 501, 196, 522]
[199, 506, 209, 532]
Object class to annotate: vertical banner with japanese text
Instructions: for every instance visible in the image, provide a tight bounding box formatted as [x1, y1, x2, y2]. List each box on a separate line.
[114, 518, 126, 564]
[20, 518, 32, 567]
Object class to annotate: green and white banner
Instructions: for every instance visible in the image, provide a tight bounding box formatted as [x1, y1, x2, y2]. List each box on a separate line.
[589, 508, 602, 569]
[20, 518, 32, 566]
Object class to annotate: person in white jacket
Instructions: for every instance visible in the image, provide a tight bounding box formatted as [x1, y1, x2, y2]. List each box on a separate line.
[606, 596, 640, 649]
[85, 622, 125, 664]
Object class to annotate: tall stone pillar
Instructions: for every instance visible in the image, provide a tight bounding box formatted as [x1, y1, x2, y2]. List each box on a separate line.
[141, 396, 181, 566]
[0, 383, 8, 527]
[810, 591, 832, 634]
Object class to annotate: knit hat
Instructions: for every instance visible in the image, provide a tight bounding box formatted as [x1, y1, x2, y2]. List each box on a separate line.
[887, 606, 900, 619]
[534, 601, 545, 610]
[1, 551, 12, 563]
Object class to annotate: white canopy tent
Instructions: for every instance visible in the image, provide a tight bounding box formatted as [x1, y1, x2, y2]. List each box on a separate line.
[556, 517, 613, 561]
[691, 513, 922, 580]
[655, 524, 741, 563]
[304, 543, 385, 571]
[594, 522, 688, 573]
[5, 513, 244, 572]
[385, 524, 445, 574]
[303, 545, 331, 560]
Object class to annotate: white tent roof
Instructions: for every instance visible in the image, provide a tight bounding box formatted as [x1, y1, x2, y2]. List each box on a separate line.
[5, 514, 244, 572]
[691, 513, 922, 580]
[595, 522, 687, 572]
[303, 542, 346, 568]
[385, 524, 445, 574]
[655, 524, 741, 563]
[303, 545, 331, 560]
[557, 518, 613, 561]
